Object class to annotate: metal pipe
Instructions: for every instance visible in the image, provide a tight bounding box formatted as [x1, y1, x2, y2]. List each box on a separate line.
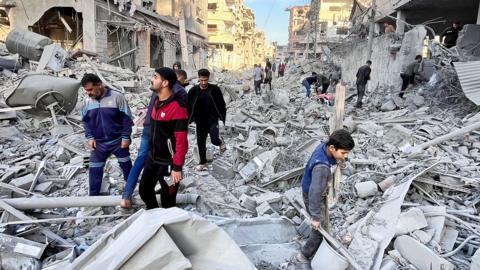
[441, 235, 480, 257]
[2, 194, 199, 210]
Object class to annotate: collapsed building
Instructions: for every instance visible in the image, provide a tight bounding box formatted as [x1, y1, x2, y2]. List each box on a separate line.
[0, 0, 209, 70]
[0, 1, 480, 270]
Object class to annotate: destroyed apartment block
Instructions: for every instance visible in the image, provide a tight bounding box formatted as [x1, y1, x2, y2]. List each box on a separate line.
[0, 0, 479, 269]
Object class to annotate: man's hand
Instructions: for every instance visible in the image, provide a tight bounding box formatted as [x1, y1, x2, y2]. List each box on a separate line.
[310, 219, 321, 231]
[87, 139, 96, 150]
[171, 170, 182, 184]
[121, 140, 130, 149]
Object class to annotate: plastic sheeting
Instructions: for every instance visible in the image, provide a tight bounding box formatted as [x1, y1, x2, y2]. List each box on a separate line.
[5, 74, 80, 117]
[67, 208, 256, 270]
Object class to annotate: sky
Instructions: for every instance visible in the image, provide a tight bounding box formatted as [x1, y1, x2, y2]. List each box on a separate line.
[244, 0, 310, 45]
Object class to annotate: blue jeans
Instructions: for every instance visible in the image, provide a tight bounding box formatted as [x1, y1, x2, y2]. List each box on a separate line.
[122, 129, 150, 199]
[302, 80, 311, 97]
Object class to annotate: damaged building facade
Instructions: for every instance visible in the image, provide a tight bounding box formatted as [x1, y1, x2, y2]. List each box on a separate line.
[207, 0, 275, 70]
[0, 0, 209, 70]
[287, 0, 353, 63]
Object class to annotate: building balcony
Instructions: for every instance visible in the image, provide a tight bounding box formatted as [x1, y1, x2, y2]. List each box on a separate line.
[208, 33, 235, 45]
[208, 10, 235, 24]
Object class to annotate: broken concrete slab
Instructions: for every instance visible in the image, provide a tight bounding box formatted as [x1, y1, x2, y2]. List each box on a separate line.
[9, 174, 34, 190]
[355, 181, 378, 198]
[212, 159, 235, 179]
[256, 202, 274, 216]
[0, 233, 47, 259]
[394, 235, 454, 270]
[440, 227, 459, 253]
[395, 208, 428, 236]
[239, 194, 257, 212]
[418, 205, 446, 243]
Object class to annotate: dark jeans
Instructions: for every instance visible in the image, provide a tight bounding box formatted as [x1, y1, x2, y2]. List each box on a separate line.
[301, 192, 328, 258]
[400, 73, 414, 98]
[254, 80, 262, 95]
[139, 157, 179, 209]
[196, 119, 222, 164]
[89, 140, 132, 196]
[302, 80, 311, 97]
[321, 83, 330, 94]
[356, 83, 366, 106]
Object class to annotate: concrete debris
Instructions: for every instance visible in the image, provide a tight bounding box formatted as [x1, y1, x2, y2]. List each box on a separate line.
[0, 22, 479, 270]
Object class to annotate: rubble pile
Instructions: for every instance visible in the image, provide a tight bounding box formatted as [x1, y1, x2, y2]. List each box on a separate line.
[0, 33, 479, 270]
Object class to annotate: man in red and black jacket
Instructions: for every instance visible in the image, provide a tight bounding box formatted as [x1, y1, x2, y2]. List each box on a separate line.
[139, 67, 188, 209]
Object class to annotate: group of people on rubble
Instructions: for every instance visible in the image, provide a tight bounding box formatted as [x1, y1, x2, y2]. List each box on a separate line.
[77, 20, 463, 265]
[351, 21, 462, 108]
[252, 58, 287, 95]
[80, 61, 226, 210]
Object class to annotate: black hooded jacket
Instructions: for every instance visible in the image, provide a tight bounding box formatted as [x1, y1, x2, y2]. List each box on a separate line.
[187, 83, 226, 124]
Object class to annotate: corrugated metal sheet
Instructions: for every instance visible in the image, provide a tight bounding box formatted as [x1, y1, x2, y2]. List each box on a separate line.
[453, 61, 480, 106]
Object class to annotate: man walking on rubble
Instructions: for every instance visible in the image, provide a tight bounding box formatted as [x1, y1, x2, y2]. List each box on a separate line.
[138, 67, 188, 209]
[355, 60, 372, 108]
[253, 64, 263, 95]
[399, 55, 422, 98]
[296, 129, 355, 263]
[80, 74, 133, 196]
[120, 70, 188, 208]
[187, 68, 226, 172]
[441, 21, 461, 48]
[264, 65, 273, 91]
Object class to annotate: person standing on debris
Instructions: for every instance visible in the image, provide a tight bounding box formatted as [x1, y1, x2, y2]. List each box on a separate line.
[80, 74, 133, 196]
[441, 21, 461, 48]
[355, 60, 372, 108]
[253, 64, 263, 95]
[384, 22, 396, 34]
[265, 58, 272, 71]
[296, 129, 355, 263]
[279, 62, 285, 77]
[318, 73, 330, 94]
[399, 55, 422, 98]
[302, 72, 318, 98]
[120, 71, 188, 208]
[138, 67, 188, 209]
[264, 66, 273, 91]
[187, 69, 226, 171]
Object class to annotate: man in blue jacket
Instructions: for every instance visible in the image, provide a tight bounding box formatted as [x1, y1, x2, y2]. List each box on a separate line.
[297, 129, 355, 263]
[80, 74, 133, 196]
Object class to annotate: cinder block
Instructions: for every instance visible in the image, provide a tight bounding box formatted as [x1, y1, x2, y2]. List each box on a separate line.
[212, 159, 235, 179]
[9, 174, 34, 190]
[394, 235, 454, 270]
[395, 207, 428, 236]
[297, 218, 311, 238]
[34, 181, 54, 194]
[254, 192, 283, 205]
[239, 194, 257, 211]
[180, 177, 196, 189]
[256, 201, 274, 216]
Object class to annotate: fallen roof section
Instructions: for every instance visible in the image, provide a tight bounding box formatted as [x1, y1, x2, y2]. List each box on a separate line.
[66, 208, 256, 270]
[454, 61, 480, 106]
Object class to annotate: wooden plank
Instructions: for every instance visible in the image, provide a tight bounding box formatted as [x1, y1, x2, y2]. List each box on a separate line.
[330, 84, 346, 206]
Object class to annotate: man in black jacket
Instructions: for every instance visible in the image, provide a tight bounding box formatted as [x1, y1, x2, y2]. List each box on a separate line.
[187, 69, 227, 171]
[355, 60, 372, 108]
[441, 21, 461, 48]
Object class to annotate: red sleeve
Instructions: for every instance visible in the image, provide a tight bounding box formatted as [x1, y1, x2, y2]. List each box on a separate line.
[171, 103, 188, 171]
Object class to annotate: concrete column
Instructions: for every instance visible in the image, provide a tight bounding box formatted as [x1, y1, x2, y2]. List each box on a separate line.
[477, 1, 480, 24]
[82, 0, 97, 53]
[396, 10, 406, 36]
[136, 29, 151, 67]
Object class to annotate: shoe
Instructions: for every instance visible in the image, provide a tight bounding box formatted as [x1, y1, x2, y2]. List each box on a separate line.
[295, 253, 310, 264]
[219, 138, 226, 153]
[120, 199, 131, 209]
[195, 164, 208, 171]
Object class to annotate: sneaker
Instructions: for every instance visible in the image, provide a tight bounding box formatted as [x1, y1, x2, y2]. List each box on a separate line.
[295, 253, 310, 264]
[219, 138, 226, 153]
[195, 164, 208, 171]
